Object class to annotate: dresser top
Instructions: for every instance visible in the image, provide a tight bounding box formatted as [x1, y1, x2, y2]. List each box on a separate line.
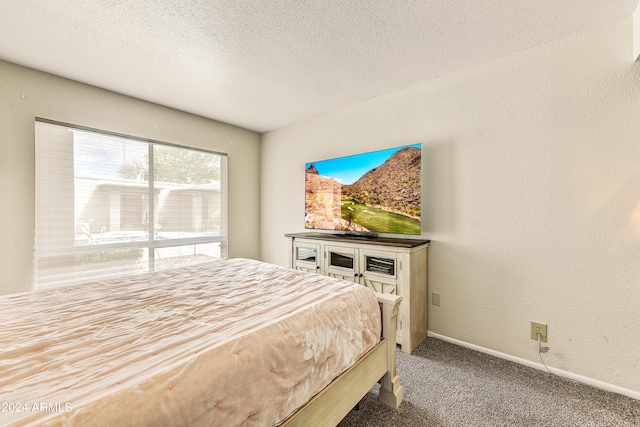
[285, 232, 430, 248]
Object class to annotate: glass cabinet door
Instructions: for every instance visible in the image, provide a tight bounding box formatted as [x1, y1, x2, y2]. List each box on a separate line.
[325, 245, 358, 282]
[360, 248, 397, 295]
[293, 242, 321, 274]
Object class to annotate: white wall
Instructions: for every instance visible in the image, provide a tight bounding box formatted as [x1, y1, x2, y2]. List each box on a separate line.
[0, 60, 261, 295]
[261, 17, 640, 394]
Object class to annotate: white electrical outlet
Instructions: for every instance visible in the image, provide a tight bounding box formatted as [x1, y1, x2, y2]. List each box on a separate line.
[530, 322, 547, 342]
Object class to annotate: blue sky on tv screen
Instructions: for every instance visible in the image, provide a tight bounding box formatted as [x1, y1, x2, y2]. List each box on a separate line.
[306, 143, 421, 185]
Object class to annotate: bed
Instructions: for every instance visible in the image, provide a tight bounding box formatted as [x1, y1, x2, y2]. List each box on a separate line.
[0, 258, 402, 426]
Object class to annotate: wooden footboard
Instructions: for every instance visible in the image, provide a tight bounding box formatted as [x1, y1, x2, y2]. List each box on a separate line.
[281, 293, 403, 426]
[375, 292, 404, 409]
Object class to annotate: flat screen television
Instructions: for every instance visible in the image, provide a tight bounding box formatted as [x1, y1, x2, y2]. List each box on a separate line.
[305, 144, 421, 236]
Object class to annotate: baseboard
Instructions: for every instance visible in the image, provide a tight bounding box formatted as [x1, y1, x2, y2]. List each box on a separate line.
[427, 332, 640, 401]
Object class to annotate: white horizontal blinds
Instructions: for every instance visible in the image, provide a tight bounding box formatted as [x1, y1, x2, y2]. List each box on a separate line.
[35, 122, 76, 286]
[35, 121, 151, 287]
[34, 119, 228, 288]
[72, 130, 150, 283]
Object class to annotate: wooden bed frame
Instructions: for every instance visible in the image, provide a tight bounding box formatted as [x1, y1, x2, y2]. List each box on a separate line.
[282, 292, 403, 427]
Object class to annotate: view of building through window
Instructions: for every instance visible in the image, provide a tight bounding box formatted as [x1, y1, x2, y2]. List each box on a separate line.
[35, 119, 228, 288]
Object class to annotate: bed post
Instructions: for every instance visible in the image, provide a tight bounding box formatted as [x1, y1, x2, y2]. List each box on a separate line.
[374, 292, 404, 409]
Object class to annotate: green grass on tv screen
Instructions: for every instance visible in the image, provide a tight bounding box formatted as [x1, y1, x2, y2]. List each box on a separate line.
[341, 200, 420, 234]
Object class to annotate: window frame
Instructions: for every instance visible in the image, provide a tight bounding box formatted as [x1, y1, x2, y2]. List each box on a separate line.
[34, 117, 228, 288]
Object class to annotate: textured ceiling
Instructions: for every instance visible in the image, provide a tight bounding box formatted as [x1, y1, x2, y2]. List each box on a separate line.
[1, 1, 638, 132]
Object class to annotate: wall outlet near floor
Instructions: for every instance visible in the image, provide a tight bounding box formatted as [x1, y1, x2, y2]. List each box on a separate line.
[432, 292, 441, 306]
[530, 322, 548, 342]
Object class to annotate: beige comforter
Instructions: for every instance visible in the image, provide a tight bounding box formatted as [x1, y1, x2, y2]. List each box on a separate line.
[0, 258, 381, 426]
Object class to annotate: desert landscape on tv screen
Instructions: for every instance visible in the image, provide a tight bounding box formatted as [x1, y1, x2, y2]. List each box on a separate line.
[305, 144, 421, 235]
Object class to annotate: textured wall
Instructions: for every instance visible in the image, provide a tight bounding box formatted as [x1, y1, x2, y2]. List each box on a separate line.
[0, 61, 261, 295]
[261, 17, 640, 393]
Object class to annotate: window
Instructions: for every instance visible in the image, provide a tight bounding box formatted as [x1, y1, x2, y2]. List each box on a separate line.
[35, 118, 228, 288]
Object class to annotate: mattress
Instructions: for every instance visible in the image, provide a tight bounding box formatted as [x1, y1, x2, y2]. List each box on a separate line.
[0, 258, 381, 426]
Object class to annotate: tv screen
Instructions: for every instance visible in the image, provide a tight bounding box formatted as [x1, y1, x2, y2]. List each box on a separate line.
[305, 144, 421, 235]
